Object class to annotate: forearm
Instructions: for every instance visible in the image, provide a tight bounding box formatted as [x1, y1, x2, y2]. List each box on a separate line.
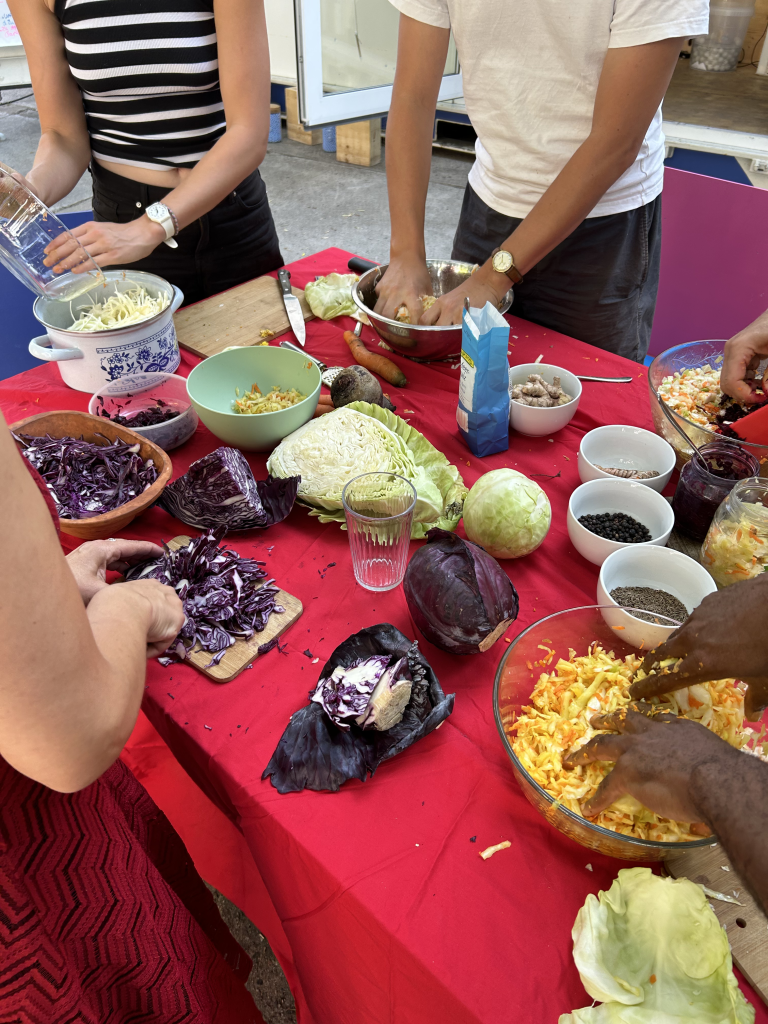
[26, 129, 91, 207]
[386, 96, 435, 259]
[508, 134, 638, 274]
[1, 584, 151, 793]
[477, 132, 641, 300]
[691, 752, 768, 912]
[161, 122, 268, 231]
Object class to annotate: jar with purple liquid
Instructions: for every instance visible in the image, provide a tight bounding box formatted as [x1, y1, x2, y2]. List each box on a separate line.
[672, 439, 761, 541]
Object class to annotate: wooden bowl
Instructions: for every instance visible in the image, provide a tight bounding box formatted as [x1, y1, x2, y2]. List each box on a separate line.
[9, 410, 172, 539]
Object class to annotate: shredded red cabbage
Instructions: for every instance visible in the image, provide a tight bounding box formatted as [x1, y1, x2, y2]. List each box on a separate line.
[125, 528, 283, 668]
[14, 432, 158, 519]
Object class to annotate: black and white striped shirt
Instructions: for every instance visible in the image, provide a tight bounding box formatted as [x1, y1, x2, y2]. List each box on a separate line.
[54, 0, 226, 170]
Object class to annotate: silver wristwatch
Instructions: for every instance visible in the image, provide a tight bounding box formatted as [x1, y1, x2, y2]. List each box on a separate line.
[145, 202, 179, 248]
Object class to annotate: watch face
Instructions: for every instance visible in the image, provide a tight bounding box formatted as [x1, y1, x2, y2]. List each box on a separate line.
[492, 250, 513, 274]
[145, 203, 166, 220]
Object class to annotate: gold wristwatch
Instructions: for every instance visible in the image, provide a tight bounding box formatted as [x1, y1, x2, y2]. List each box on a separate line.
[491, 247, 523, 285]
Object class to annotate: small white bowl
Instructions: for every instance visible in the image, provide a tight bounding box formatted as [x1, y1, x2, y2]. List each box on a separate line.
[508, 363, 582, 436]
[89, 372, 198, 451]
[567, 478, 675, 566]
[578, 425, 676, 492]
[597, 545, 717, 649]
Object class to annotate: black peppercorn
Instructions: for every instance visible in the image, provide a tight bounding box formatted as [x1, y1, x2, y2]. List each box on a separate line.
[577, 512, 652, 543]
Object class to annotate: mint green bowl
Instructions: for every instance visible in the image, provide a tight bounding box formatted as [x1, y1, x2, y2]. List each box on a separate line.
[186, 347, 321, 452]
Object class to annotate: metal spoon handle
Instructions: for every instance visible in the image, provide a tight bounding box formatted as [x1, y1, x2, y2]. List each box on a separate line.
[576, 374, 634, 383]
[280, 339, 327, 372]
[657, 391, 708, 459]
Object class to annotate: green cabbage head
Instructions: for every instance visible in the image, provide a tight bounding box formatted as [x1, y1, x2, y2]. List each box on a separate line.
[267, 403, 467, 538]
[559, 867, 754, 1024]
[463, 468, 551, 558]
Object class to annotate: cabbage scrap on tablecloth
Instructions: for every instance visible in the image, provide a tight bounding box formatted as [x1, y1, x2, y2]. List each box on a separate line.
[559, 867, 754, 1024]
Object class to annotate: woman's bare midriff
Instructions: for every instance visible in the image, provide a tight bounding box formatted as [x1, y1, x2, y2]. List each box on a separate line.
[95, 158, 193, 188]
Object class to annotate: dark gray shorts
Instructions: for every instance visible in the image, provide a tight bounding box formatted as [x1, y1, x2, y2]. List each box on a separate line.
[452, 185, 661, 363]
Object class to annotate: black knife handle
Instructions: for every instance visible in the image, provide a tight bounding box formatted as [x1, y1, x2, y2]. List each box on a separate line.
[348, 256, 379, 275]
[277, 267, 292, 295]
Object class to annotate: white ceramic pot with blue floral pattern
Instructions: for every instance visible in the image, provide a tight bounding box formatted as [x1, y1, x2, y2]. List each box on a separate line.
[28, 270, 183, 393]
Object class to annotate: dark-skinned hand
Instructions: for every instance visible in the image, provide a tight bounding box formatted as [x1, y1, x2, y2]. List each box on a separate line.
[629, 573, 768, 720]
[562, 709, 735, 830]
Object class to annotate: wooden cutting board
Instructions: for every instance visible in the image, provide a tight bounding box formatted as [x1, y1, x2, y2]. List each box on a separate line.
[665, 844, 768, 1003]
[167, 535, 303, 683]
[173, 275, 314, 359]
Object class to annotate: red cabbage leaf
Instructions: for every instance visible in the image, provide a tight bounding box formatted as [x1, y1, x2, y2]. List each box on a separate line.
[262, 623, 454, 793]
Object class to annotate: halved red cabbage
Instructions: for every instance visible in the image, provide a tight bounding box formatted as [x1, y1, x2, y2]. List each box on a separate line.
[263, 623, 454, 793]
[158, 446, 299, 531]
[403, 528, 519, 655]
[310, 654, 413, 731]
[125, 528, 283, 669]
[14, 432, 157, 519]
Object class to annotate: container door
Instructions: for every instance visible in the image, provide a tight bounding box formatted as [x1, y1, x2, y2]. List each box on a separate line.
[293, 0, 462, 128]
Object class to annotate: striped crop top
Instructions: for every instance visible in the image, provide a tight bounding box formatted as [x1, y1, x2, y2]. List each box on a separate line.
[54, 0, 226, 171]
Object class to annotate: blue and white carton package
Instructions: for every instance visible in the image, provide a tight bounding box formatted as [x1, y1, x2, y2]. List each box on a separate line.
[456, 302, 510, 457]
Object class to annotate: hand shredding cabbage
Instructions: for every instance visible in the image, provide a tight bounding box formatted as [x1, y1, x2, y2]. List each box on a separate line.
[463, 468, 551, 558]
[266, 402, 467, 538]
[559, 867, 754, 1024]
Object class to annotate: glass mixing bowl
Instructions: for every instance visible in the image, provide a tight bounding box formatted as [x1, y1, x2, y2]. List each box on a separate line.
[647, 339, 768, 477]
[492, 605, 716, 861]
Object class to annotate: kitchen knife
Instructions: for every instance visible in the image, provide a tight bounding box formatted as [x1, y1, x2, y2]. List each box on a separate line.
[277, 267, 306, 347]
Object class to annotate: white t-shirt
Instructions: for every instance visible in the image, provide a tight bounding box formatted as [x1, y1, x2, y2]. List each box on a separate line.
[389, 0, 709, 219]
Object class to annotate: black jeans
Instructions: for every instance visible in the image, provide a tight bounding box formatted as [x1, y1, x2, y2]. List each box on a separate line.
[90, 161, 283, 306]
[452, 185, 662, 363]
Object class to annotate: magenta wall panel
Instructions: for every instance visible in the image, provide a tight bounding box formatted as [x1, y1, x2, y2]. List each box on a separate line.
[649, 167, 768, 356]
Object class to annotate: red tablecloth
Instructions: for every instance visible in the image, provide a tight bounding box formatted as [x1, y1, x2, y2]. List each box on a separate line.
[2, 248, 765, 1024]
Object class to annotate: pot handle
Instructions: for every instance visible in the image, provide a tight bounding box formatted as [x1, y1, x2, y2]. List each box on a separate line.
[28, 335, 83, 361]
[169, 286, 184, 314]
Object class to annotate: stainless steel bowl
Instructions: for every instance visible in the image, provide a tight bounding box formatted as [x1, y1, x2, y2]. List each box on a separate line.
[351, 259, 513, 361]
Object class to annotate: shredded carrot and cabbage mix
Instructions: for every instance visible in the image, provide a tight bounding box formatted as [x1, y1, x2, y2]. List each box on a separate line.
[508, 643, 754, 843]
[233, 383, 306, 415]
[657, 364, 724, 430]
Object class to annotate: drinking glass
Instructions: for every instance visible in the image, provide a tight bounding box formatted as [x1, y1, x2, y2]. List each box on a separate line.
[342, 472, 416, 591]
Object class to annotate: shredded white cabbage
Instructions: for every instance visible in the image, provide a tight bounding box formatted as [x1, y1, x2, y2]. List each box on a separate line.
[70, 284, 170, 332]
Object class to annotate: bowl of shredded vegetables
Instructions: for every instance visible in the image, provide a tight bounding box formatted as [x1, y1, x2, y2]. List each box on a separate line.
[648, 339, 768, 477]
[186, 345, 321, 451]
[9, 409, 172, 539]
[493, 605, 765, 859]
[29, 271, 184, 393]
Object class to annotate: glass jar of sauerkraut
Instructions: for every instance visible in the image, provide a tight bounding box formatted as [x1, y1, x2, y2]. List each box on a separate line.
[701, 478, 768, 587]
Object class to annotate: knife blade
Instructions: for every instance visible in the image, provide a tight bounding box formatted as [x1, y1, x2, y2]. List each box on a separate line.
[277, 267, 306, 347]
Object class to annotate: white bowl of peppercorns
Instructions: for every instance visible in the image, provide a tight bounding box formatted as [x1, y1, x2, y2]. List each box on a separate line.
[567, 478, 675, 566]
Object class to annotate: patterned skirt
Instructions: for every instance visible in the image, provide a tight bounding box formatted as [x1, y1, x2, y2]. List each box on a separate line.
[0, 756, 262, 1023]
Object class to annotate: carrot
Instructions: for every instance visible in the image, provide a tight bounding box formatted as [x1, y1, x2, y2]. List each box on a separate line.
[343, 331, 408, 387]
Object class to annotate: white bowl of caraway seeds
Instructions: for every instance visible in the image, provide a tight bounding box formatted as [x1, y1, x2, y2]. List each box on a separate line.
[597, 545, 717, 649]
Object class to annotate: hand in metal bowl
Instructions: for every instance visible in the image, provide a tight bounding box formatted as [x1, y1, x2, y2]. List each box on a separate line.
[351, 258, 513, 362]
